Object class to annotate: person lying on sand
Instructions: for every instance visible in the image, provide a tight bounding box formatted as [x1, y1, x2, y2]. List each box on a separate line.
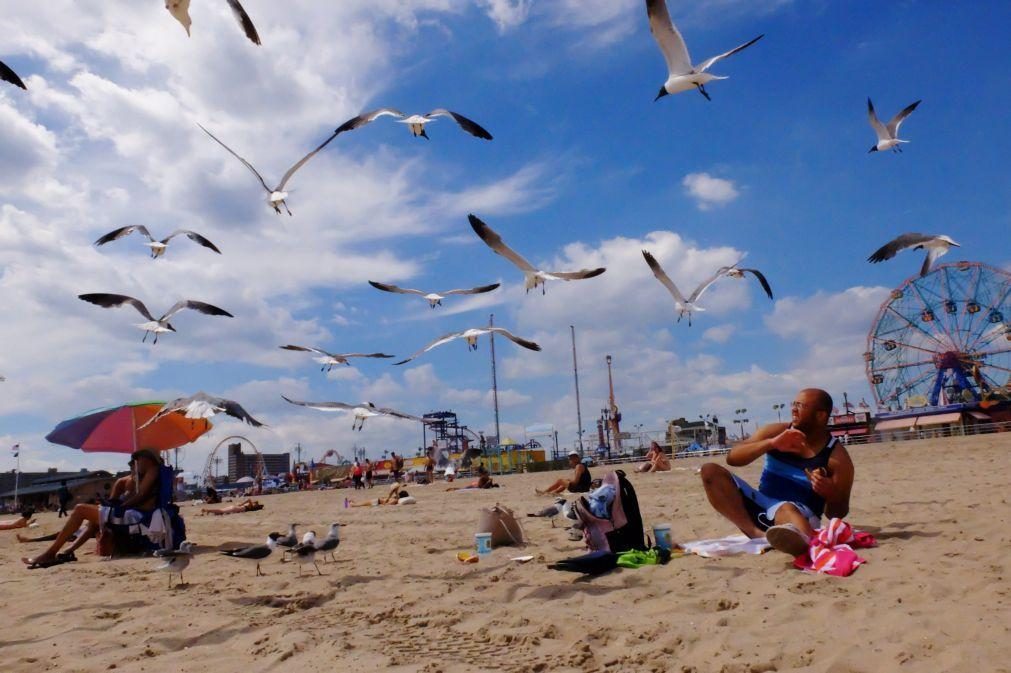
[536, 451, 591, 495]
[635, 441, 671, 473]
[0, 509, 37, 530]
[699, 388, 855, 556]
[445, 465, 498, 491]
[201, 499, 263, 515]
[350, 482, 411, 506]
[17, 521, 90, 544]
[22, 449, 160, 569]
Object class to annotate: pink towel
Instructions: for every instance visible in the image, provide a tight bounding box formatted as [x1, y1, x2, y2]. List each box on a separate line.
[792, 518, 876, 577]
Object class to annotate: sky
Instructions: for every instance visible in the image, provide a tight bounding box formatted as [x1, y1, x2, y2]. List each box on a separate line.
[1, 0, 1009, 477]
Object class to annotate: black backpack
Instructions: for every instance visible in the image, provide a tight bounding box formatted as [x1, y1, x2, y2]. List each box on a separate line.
[573, 469, 646, 553]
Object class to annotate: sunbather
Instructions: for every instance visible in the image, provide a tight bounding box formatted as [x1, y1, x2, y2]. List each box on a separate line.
[200, 499, 263, 515]
[350, 482, 409, 506]
[537, 451, 591, 495]
[0, 509, 37, 530]
[445, 466, 498, 490]
[635, 442, 671, 473]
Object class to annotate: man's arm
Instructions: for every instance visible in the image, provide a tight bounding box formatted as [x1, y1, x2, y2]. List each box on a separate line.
[726, 422, 791, 467]
[811, 445, 854, 519]
[567, 464, 587, 489]
[122, 461, 158, 509]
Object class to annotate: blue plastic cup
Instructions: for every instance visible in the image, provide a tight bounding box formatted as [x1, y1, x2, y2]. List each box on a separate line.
[475, 532, 492, 555]
[653, 524, 673, 551]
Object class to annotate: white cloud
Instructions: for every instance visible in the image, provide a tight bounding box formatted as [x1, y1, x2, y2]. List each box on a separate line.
[682, 172, 740, 211]
[478, 0, 532, 31]
[702, 324, 736, 344]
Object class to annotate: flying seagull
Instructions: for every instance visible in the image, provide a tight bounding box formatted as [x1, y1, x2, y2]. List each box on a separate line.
[220, 533, 280, 576]
[867, 233, 960, 277]
[279, 345, 395, 372]
[642, 250, 729, 327]
[867, 98, 921, 153]
[153, 540, 195, 588]
[469, 214, 606, 294]
[368, 280, 500, 308]
[281, 395, 434, 431]
[198, 123, 338, 215]
[394, 327, 541, 366]
[718, 265, 774, 300]
[94, 225, 221, 259]
[334, 108, 493, 140]
[314, 523, 342, 563]
[78, 293, 233, 343]
[527, 497, 566, 528]
[646, 0, 763, 101]
[139, 392, 265, 429]
[165, 0, 261, 45]
[0, 60, 27, 90]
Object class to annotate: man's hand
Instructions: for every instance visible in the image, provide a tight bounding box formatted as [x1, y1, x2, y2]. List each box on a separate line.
[806, 467, 835, 498]
[770, 427, 806, 453]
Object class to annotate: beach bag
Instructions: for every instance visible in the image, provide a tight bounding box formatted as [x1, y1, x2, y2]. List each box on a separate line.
[573, 470, 645, 553]
[476, 504, 525, 548]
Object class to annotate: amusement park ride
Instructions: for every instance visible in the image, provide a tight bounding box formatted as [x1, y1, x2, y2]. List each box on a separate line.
[865, 261, 1011, 410]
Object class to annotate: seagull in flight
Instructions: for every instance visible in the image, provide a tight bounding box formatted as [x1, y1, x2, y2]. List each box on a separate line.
[469, 214, 606, 294]
[153, 540, 195, 588]
[334, 108, 493, 140]
[140, 392, 265, 429]
[78, 293, 233, 343]
[281, 396, 434, 431]
[867, 233, 960, 277]
[368, 280, 500, 308]
[394, 327, 541, 366]
[198, 123, 338, 215]
[642, 250, 727, 326]
[165, 0, 261, 45]
[279, 345, 395, 372]
[94, 225, 221, 259]
[718, 265, 774, 300]
[646, 0, 763, 101]
[867, 98, 921, 153]
[0, 60, 27, 90]
[220, 533, 280, 576]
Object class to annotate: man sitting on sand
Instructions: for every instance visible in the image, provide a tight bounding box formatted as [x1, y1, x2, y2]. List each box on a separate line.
[0, 509, 37, 531]
[537, 450, 591, 495]
[200, 499, 263, 515]
[635, 441, 671, 473]
[699, 388, 854, 556]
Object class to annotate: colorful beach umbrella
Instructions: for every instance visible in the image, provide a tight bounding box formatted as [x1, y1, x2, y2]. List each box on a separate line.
[46, 401, 212, 453]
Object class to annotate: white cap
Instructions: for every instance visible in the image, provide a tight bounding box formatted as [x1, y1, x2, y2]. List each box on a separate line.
[568, 450, 580, 458]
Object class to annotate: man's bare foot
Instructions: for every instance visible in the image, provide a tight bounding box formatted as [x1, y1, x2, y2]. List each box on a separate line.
[16, 533, 30, 543]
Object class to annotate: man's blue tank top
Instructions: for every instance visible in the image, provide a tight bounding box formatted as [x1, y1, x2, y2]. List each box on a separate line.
[758, 436, 837, 517]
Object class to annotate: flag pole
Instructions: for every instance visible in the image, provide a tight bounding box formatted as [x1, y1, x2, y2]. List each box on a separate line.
[13, 445, 21, 510]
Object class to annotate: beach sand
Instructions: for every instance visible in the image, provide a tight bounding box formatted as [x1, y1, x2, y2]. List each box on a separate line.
[2, 434, 1009, 673]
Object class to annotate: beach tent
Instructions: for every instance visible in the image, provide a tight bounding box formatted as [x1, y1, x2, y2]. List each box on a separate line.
[235, 476, 255, 484]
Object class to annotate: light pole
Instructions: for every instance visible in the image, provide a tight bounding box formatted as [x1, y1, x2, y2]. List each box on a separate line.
[772, 403, 785, 422]
[734, 408, 748, 440]
[634, 423, 644, 449]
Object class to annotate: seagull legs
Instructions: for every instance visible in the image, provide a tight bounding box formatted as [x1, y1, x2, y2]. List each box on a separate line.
[696, 84, 711, 101]
[255, 563, 264, 577]
[313, 561, 323, 576]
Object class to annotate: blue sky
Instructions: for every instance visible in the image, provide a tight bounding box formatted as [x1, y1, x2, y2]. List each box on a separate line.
[1, 0, 1009, 476]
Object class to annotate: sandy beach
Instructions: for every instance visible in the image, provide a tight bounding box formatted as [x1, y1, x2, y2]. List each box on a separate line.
[2, 434, 1009, 673]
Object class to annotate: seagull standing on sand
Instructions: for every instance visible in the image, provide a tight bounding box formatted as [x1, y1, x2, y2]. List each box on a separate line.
[279, 345, 395, 372]
[646, 0, 763, 101]
[867, 233, 960, 277]
[94, 225, 221, 259]
[867, 98, 921, 153]
[368, 281, 501, 308]
[394, 327, 541, 366]
[153, 540, 195, 588]
[78, 293, 233, 343]
[469, 214, 606, 294]
[641, 250, 727, 327]
[198, 123, 339, 215]
[140, 392, 265, 429]
[282, 396, 434, 432]
[527, 498, 566, 528]
[0, 60, 27, 90]
[274, 523, 299, 560]
[291, 531, 322, 576]
[165, 0, 261, 45]
[220, 533, 280, 576]
[314, 523, 341, 563]
[334, 108, 493, 140]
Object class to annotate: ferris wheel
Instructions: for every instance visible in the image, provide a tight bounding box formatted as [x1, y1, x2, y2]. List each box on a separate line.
[865, 261, 1011, 409]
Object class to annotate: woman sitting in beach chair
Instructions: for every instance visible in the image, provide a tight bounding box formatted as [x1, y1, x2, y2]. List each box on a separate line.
[200, 499, 264, 515]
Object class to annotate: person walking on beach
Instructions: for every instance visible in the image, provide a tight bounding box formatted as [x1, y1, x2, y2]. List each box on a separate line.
[699, 388, 854, 556]
[57, 480, 72, 518]
[424, 447, 435, 485]
[352, 461, 364, 490]
[537, 451, 591, 495]
[365, 459, 374, 488]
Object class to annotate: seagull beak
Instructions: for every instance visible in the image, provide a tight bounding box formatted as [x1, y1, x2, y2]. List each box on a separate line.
[654, 87, 669, 102]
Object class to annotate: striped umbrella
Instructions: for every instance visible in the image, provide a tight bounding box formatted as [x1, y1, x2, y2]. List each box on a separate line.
[46, 401, 212, 454]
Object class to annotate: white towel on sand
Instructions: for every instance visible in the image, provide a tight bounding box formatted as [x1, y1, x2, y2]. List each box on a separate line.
[681, 534, 770, 558]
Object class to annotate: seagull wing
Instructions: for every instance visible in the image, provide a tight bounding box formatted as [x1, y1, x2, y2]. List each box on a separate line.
[867, 98, 889, 141]
[277, 130, 340, 191]
[921, 246, 944, 278]
[338, 353, 396, 359]
[160, 300, 234, 321]
[225, 0, 261, 45]
[642, 251, 687, 305]
[279, 344, 333, 357]
[546, 268, 606, 281]
[197, 123, 272, 193]
[695, 34, 764, 73]
[488, 327, 541, 352]
[375, 406, 428, 423]
[0, 60, 27, 90]
[218, 397, 266, 427]
[886, 99, 921, 137]
[94, 225, 155, 246]
[440, 283, 501, 296]
[739, 268, 774, 300]
[468, 214, 536, 272]
[645, 0, 692, 75]
[139, 396, 191, 429]
[424, 109, 493, 140]
[867, 233, 934, 263]
[281, 396, 356, 412]
[368, 281, 426, 296]
[162, 230, 222, 254]
[78, 293, 156, 321]
[334, 108, 405, 136]
[393, 331, 466, 366]
[687, 267, 727, 303]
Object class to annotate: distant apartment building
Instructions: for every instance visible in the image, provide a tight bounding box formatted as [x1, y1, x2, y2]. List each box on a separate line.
[226, 443, 290, 481]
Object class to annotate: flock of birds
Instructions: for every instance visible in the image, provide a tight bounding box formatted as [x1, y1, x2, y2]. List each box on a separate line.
[0, 2, 966, 428]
